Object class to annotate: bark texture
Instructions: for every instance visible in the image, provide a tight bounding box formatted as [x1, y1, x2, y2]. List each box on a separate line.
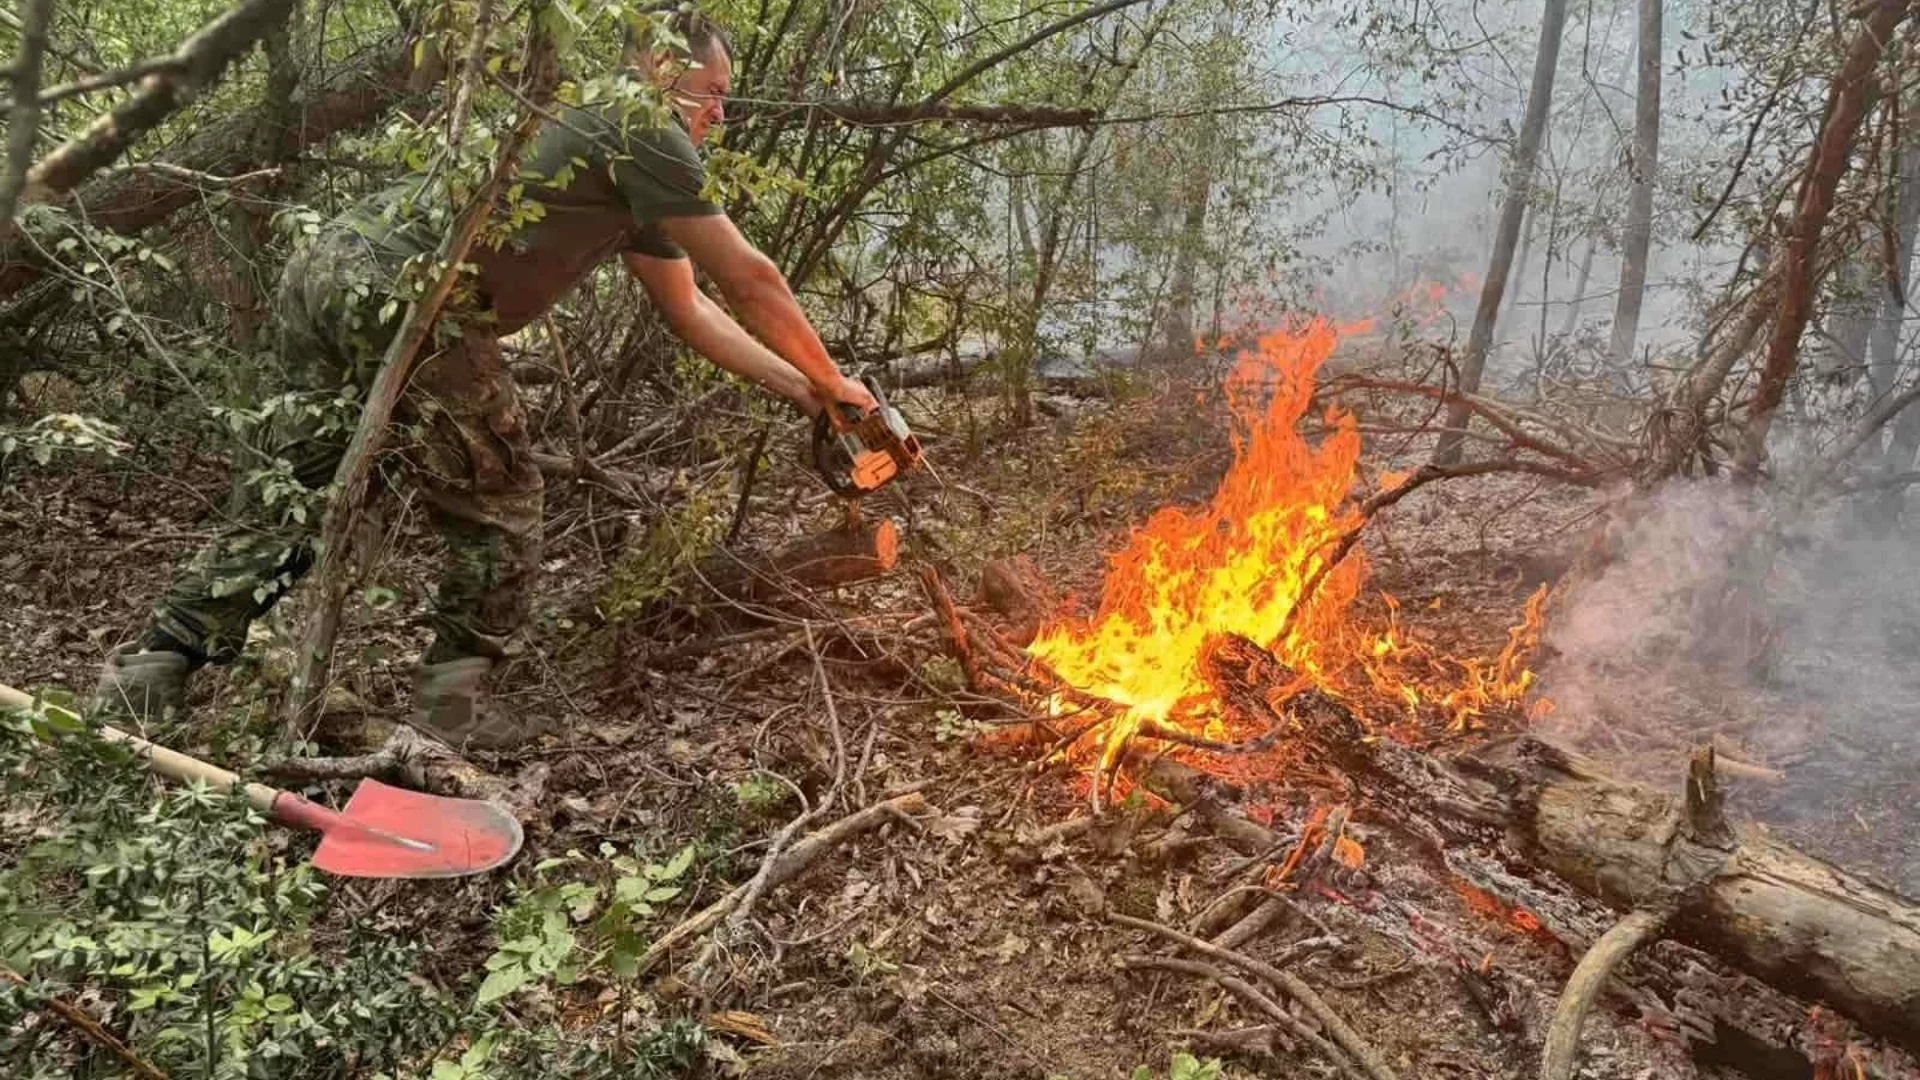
[1735, 0, 1913, 477]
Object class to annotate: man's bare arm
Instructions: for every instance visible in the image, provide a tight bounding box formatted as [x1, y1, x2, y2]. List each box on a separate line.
[655, 213, 875, 415]
[623, 252, 821, 414]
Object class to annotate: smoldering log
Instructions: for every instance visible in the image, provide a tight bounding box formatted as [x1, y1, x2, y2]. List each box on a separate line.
[1169, 636, 1920, 1056]
[696, 518, 901, 602]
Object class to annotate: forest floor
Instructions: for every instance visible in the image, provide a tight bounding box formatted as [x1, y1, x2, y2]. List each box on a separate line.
[3, 336, 1917, 1080]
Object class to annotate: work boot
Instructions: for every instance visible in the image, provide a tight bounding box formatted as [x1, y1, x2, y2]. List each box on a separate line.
[92, 647, 191, 726]
[410, 657, 537, 752]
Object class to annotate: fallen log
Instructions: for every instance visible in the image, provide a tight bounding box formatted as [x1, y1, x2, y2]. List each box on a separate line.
[1163, 638, 1920, 1063]
[696, 518, 900, 603]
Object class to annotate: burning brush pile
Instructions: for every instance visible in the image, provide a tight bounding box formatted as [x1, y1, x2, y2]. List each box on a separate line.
[985, 318, 1552, 801]
[927, 317, 1920, 1077]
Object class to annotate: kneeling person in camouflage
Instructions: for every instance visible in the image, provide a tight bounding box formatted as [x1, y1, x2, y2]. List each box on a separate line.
[94, 12, 876, 749]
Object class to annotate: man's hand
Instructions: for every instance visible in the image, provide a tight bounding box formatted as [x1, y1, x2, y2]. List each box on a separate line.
[813, 372, 878, 428]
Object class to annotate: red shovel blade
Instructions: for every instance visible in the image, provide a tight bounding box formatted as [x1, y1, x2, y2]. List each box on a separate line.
[299, 779, 524, 879]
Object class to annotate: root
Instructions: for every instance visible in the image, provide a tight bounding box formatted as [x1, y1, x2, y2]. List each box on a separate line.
[634, 787, 929, 977]
[1118, 955, 1361, 1080]
[1540, 908, 1669, 1080]
[1110, 912, 1400, 1080]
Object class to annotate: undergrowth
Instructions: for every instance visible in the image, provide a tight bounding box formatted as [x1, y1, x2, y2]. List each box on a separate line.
[0, 693, 721, 1079]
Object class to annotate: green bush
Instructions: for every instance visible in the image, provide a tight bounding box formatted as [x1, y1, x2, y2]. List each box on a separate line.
[0, 698, 452, 1079]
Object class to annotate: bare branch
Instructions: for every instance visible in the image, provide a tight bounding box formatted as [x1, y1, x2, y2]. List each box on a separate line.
[21, 0, 299, 201]
[925, 0, 1155, 105]
[1735, 0, 1913, 477]
[730, 98, 1097, 127]
[0, 55, 186, 111]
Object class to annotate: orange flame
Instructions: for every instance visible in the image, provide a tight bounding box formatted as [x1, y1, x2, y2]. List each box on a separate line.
[1027, 317, 1547, 771]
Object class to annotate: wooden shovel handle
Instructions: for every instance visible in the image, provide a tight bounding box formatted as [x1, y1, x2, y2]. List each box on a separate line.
[0, 680, 282, 815]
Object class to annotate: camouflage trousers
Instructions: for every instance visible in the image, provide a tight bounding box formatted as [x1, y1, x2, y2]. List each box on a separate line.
[143, 227, 545, 668]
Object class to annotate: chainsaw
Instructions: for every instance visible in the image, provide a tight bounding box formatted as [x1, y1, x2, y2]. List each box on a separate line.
[811, 374, 925, 498]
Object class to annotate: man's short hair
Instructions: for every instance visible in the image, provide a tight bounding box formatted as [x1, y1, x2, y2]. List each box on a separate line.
[623, 9, 731, 65]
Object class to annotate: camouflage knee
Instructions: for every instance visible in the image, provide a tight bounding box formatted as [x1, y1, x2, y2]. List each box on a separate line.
[425, 520, 541, 664]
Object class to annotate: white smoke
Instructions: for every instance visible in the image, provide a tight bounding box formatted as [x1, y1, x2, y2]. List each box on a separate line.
[1534, 476, 1920, 890]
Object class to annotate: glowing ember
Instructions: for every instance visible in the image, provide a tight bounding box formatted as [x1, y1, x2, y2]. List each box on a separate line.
[1027, 317, 1548, 774]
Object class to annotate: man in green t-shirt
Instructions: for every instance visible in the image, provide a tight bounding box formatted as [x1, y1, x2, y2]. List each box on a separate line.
[92, 11, 878, 750]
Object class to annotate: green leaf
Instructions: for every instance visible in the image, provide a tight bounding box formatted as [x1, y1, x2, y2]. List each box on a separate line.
[644, 885, 682, 903]
[475, 965, 528, 1004]
[653, 844, 696, 881]
[265, 993, 295, 1013]
[608, 949, 639, 979]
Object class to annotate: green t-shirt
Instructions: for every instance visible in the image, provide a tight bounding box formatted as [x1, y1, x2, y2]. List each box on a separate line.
[340, 86, 722, 336]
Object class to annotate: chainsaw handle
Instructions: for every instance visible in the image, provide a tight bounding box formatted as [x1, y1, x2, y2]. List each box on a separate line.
[0, 681, 282, 815]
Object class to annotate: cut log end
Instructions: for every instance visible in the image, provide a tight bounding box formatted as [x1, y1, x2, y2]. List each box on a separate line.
[699, 518, 901, 603]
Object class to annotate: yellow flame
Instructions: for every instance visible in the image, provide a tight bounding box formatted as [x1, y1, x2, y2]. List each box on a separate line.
[1027, 317, 1548, 764]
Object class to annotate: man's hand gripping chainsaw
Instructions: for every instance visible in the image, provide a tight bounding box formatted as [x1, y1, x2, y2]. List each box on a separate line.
[811, 375, 925, 498]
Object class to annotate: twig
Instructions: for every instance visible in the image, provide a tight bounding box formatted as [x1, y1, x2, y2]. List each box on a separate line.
[724, 623, 849, 933]
[1, 55, 185, 110]
[1275, 460, 1553, 648]
[543, 315, 589, 467]
[1110, 912, 1400, 1080]
[1540, 908, 1669, 1080]
[1117, 955, 1361, 1080]
[633, 787, 929, 975]
[928, 986, 1057, 1072]
[1214, 896, 1289, 951]
[917, 563, 983, 689]
[105, 161, 282, 188]
[1, 962, 171, 1080]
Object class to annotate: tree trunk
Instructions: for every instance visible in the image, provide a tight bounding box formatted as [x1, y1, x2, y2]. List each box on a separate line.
[1158, 157, 1212, 360]
[1607, 0, 1664, 366]
[1735, 0, 1913, 479]
[1828, 246, 1879, 386]
[1867, 87, 1920, 524]
[1435, 0, 1571, 464]
[1559, 235, 1599, 337]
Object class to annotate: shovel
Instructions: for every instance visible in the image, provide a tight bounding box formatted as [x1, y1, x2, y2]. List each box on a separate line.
[0, 681, 523, 879]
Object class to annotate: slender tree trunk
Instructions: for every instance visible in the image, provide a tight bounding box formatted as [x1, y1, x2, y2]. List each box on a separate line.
[1435, 0, 1571, 464]
[1828, 245, 1878, 384]
[1866, 84, 1920, 524]
[0, 0, 54, 244]
[1734, 0, 1913, 478]
[283, 2, 556, 733]
[1608, 0, 1665, 366]
[1495, 200, 1541, 344]
[1560, 235, 1599, 337]
[1002, 6, 1169, 427]
[1159, 156, 1213, 359]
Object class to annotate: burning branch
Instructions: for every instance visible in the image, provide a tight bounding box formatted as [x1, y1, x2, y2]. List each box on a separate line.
[1322, 373, 1620, 481]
